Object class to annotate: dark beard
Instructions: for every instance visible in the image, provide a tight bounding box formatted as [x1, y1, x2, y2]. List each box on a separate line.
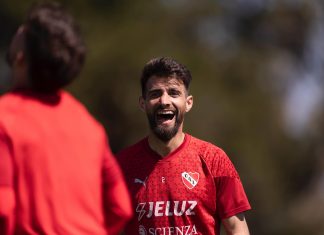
[147, 108, 184, 142]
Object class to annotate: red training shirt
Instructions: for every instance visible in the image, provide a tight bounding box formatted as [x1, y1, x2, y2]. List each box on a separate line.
[117, 134, 251, 235]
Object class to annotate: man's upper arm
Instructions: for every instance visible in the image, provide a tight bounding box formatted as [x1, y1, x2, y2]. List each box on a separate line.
[222, 213, 250, 235]
[211, 148, 251, 233]
[214, 150, 251, 219]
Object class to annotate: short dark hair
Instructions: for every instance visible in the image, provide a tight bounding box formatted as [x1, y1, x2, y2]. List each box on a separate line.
[24, 2, 86, 92]
[140, 57, 192, 97]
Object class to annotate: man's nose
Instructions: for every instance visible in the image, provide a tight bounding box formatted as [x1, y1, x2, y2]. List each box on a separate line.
[159, 92, 171, 106]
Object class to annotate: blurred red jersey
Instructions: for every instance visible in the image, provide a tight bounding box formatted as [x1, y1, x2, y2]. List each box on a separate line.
[0, 90, 131, 235]
[117, 134, 251, 235]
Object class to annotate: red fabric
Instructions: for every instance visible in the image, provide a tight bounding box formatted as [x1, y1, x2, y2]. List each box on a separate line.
[0, 90, 131, 235]
[0, 128, 13, 187]
[117, 134, 251, 235]
[0, 188, 15, 235]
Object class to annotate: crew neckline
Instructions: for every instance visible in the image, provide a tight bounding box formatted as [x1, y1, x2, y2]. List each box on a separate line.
[144, 133, 191, 162]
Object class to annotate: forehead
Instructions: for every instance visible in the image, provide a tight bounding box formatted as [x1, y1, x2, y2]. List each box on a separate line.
[146, 75, 184, 90]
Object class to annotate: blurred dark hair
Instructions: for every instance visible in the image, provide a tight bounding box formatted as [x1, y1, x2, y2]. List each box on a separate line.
[140, 57, 192, 97]
[24, 2, 86, 92]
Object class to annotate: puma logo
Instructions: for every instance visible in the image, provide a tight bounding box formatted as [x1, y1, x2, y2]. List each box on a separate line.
[134, 177, 147, 188]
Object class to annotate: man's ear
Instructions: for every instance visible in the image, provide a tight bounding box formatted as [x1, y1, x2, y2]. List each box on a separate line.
[185, 95, 193, 113]
[139, 96, 146, 112]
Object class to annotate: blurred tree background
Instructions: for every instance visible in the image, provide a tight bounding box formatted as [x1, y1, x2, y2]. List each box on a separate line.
[1, 0, 324, 234]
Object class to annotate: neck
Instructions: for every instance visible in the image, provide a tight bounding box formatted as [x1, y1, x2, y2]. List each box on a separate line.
[12, 65, 30, 90]
[148, 131, 185, 157]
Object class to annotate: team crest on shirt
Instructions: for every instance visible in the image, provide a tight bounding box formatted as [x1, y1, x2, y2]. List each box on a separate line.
[181, 172, 199, 189]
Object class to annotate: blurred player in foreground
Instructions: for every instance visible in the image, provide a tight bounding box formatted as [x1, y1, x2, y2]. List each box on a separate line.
[0, 2, 132, 234]
[117, 57, 251, 235]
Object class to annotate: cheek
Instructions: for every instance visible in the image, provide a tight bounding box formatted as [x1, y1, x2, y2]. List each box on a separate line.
[144, 102, 157, 114]
[147, 99, 160, 108]
[176, 99, 188, 111]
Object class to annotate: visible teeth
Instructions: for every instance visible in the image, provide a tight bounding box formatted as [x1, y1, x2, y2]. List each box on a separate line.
[158, 110, 174, 115]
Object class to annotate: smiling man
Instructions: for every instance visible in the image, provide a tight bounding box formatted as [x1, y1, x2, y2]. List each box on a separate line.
[117, 57, 251, 235]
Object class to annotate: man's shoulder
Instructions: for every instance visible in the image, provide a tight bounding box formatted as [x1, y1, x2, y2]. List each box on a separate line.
[188, 135, 231, 169]
[188, 135, 224, 156]
[189, 135, 239, 178]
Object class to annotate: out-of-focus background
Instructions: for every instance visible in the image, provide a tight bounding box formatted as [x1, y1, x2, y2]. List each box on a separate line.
[1, 0, 323, 234]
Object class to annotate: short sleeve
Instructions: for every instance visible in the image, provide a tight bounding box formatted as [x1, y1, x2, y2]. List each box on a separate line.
[0, 127, 14, 187]
[214, 150, 251, 219]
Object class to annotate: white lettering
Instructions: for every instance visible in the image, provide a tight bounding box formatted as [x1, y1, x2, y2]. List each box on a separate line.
[136, 200, 197, 221]
[185, 201, 197, 215]
[174, 201, 186, 216]
[149, 228, 155, 235]
[147, 202, 154, 218]
[147, 225, 198, 235]
[165, 201, 173, 216]
[155, 201, 164, 217]
[175, 226, 184, 235]
[184, 225, 190, 235]
[191, 225, 198, 234]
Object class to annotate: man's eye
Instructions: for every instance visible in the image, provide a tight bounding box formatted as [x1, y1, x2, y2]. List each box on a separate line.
[169, 90, 180, 97]
[148, 92, 160, 99]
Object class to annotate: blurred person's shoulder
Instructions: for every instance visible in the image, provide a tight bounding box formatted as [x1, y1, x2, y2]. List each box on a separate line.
[60, 90, 107, 135]
[0, 91, 26, 121]
[0, 91, 23, 108]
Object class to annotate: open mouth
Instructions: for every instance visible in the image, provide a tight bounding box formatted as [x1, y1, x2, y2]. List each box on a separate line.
[156, 110, 176, 124]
